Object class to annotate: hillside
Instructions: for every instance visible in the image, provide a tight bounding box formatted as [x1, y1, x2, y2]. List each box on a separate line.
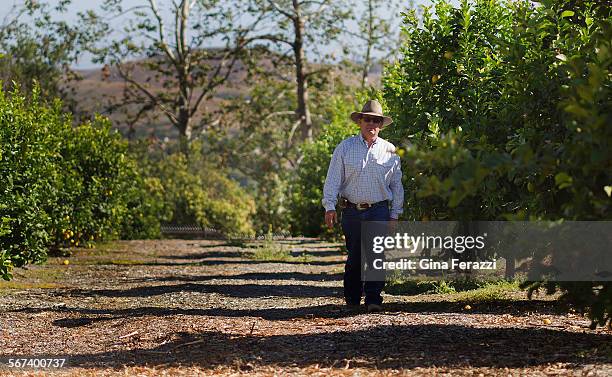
[70, 56, 382, 139]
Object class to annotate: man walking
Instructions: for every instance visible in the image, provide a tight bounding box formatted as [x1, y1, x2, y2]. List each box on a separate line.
[322, 99, 404, 313]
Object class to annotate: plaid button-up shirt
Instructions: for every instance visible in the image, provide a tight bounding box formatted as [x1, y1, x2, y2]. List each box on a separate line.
[322, 135, 404, 219]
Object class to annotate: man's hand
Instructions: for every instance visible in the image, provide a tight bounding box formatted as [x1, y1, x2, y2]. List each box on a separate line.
[325, 210, 337, 228]
[388, 217, 398, 233]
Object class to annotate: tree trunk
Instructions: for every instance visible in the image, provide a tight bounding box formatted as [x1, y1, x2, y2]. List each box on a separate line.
[293, 2, 312, 141]
[505, 257, 515, 280]
[177, 106, 192, 154]
[176, 0, 192, 154]
[361, 0, 374, 88]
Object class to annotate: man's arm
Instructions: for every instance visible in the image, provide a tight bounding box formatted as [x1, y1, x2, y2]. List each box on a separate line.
[389, 157, 404, 219]
[322, 143, 344, 212]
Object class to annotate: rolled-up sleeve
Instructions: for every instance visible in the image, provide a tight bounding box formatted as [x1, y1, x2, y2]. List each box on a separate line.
[322, 143, 344, 211]
[389, 157, 404, 219]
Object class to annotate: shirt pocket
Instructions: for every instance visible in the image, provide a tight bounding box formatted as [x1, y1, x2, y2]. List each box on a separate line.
[374, 158, 395, 183]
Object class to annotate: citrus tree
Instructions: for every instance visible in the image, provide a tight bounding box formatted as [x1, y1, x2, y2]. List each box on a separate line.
[0, 85, 142, 279]
[382, 0, 611, 327]
[130, 140, 256, 238]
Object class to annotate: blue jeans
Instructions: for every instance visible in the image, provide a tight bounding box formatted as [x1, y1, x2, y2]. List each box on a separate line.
[341, 202, 389, 305]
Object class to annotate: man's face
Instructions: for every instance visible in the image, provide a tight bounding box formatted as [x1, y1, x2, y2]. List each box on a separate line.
[358, 115, 383, 138]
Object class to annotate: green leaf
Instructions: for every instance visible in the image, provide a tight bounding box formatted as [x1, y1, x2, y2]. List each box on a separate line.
[564, 104, 590, 118]
[577, 86, 593, 102]
[448, 189, 467, 208]
[555, 172, 573, 189]
[560, 10, 574, 18]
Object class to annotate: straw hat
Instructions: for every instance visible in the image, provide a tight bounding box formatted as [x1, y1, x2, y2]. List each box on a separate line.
[350, 99, 393, 127]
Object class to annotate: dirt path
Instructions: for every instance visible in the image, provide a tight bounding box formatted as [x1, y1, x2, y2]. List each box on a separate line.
[1, 239, 611, 376]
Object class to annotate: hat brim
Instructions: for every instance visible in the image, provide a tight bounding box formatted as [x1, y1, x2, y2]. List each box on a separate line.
[350, 111, 393, 127]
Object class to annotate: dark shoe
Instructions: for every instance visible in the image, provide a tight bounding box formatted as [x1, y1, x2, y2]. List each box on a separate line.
[367, 303, 383, 313]
[345, 298, 361, 309]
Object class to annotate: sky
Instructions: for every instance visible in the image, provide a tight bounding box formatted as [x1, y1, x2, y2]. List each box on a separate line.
[0, 0, 438, 69]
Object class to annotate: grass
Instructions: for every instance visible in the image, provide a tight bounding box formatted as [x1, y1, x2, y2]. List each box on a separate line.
[48, 241, 127, 262]
[384, 270, 521, 301]
[0, 281, 62, 290]
[245, 235, 314, 263]
[247, 245, 314, 263]
[0, 265, 67, 291]
[19, 266, 66, 280]
[248, 245, 292, 261]
[452, 280, 521, 302]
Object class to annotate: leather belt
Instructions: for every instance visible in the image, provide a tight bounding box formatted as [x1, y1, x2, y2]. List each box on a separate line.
[341, 197, 388, 210]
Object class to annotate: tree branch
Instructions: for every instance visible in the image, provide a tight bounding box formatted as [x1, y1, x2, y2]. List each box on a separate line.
[266, 0, 296, 19]
[115, 62, 178, 125]
[190, 12, 270, 116]
[265, 110, 295, 119]
[303, 0, 332, 21]
[304, 65, 331, 78]
[102, 5, 149, 21]
[147, 0, 177, 64]
[286, 118, 302, 150]
[244, 33, 294, 48]
[190, 47, 238, 117]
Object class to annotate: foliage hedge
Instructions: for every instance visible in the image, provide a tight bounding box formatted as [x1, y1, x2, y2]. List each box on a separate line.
[382, 0, 611, 327]
[0, 86, 256, 280]
[0, 86, 144, 280]
[129, 140, 256, 238]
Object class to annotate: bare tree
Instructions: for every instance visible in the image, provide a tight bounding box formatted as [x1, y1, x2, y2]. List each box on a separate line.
[92, 0, 265, 152]
[352, 0, 402, 88]
[246, 0, 353, 142]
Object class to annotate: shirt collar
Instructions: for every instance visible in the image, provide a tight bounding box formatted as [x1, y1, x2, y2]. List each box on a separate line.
[359, 134, 378, 147]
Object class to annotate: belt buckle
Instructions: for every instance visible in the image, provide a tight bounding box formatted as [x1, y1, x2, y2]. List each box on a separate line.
[357, 202, 370, 210]
[339, 197, 348, 209]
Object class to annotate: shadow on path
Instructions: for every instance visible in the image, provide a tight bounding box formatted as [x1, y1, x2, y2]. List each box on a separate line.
[130, 272, 344, 283]
[160, 250, 343, 260]
[11, 298, 567, 328]
[197, 259, 342, 266]
[93, 259, 342, 267]
[159, 251, 248, 259]
[58, 283, 341, 299]
[33, 325, 612, 369]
